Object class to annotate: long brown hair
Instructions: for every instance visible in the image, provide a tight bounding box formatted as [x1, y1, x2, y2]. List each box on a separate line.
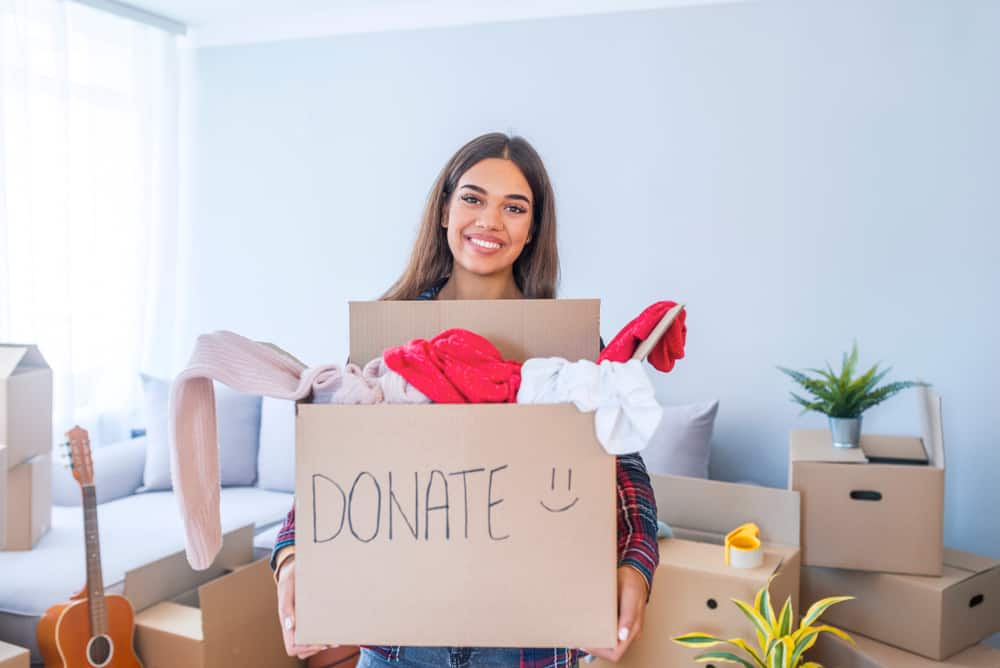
[380, 132, 559, 300]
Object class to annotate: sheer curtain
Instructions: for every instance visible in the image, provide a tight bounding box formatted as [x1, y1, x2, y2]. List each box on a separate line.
[0, 0, 180, 446]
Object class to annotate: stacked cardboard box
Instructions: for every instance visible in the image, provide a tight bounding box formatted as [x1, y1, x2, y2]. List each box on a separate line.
[588, 474, 802, 667]
[794, 389, 1000, 663]
[809, 631, 1000, 667]
[0, 344, 53, 550]
[126, 524, 302, 668]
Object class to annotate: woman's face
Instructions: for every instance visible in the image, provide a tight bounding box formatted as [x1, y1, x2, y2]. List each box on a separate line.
[443, 158, 534, 279]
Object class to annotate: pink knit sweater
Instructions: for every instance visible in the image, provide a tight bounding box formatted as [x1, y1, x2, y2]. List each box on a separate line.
[169, 330, 427, 569]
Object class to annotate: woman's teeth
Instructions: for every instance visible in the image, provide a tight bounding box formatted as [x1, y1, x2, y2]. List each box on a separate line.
[470, 238, 501, 249]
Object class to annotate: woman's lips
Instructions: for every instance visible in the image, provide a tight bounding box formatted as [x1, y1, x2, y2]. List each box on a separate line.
[464, 234, 505, 255]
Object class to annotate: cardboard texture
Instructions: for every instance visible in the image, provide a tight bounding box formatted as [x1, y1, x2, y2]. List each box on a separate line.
[129, 525, 300, 668]
[296, 403, 617, 648]
[802, 549, 1000, 660]
[590, 474, 802, 668]
[790, 387, 945, 576]
[0, 640, 29, 668]
[296, 298, 617, 649]
[3, 452, 51, 550]
[808, 632, 1000, 668]
[0, 344, 53, 469]
[348, 299, 600, 365]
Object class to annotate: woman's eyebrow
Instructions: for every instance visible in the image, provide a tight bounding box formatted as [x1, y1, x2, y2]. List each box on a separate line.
[460, 183, 531, 204]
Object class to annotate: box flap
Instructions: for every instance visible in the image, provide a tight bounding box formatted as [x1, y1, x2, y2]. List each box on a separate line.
[124, 524, 254, 612]
[660, 538, 786, 581]
[790, 430, 869, 464]
[919, 387, 945, 469]
[944, 548, 1000, 577]
[650, 474, 800, 548]
[135, 601, 204, 641]
[348, 299, 600, 365]
[0, 346, 28, 379]
[861, 435, 929, 464]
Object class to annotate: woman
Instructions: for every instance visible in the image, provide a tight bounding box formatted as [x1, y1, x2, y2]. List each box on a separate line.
[272, 133, 659, 668]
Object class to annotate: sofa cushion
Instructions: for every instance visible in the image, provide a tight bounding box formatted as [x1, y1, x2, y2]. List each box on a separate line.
[141, 374, 262, 490]
[256, 396, 296, 493]
[52, 436, 147, 506]
[0, 486, 292, 662]
[641, 399, 719, 479]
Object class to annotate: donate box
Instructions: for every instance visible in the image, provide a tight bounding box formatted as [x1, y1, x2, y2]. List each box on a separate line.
[294, 299, 618, 649]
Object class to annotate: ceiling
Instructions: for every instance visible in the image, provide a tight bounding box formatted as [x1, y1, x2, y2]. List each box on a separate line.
[118, 0, 749, 47]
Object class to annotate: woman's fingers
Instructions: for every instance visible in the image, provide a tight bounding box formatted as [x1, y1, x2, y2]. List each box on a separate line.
[277, 561, 298, 656]
[277, 561, 338, 658]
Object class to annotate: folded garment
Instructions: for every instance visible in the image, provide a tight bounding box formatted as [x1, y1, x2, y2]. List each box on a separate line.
[599, 301, 687, 373]
[169, 330, 427, 569]
[517, 357, 663, 455]
[383, 328, 522, 403]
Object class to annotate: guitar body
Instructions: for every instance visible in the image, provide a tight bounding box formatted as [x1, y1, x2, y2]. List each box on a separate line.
[38, 593, 143, 668]
[38, 594, 142, 668]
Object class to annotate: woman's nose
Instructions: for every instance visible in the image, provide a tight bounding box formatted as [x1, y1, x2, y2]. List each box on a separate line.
[475, 209, 503, 230]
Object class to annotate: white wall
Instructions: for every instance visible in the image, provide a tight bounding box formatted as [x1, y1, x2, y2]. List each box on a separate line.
[180, 0, 1000, 578]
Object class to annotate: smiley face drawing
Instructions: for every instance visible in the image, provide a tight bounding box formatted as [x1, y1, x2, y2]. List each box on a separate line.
[540, 467, 580, 513]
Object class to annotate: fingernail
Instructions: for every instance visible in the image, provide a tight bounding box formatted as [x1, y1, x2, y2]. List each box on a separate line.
[618, 627, 629, 641]
[583, 655, 596, 664]
[284, 616, 293, 631]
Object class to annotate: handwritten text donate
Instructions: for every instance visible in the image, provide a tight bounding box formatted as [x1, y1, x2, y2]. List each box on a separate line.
[310, 465, 579, 544]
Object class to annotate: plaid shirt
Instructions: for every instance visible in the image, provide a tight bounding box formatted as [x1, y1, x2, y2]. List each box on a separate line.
[272, 281, 660, 668]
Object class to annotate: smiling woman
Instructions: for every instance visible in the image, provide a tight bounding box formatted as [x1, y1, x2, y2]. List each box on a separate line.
[381, 132, 559, 301]
[271, 133, 660, 668]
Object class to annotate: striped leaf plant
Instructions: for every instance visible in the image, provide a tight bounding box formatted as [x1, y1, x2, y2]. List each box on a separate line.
[673, 578, 854, 668]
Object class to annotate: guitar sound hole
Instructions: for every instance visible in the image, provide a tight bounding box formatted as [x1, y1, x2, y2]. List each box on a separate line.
[87, 635, 113, 667]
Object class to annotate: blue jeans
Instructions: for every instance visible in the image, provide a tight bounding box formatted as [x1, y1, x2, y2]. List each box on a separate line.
[358, 646, 574, 667]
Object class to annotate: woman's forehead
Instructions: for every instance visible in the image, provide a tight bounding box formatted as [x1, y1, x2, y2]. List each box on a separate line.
[458, 158, 532, 200]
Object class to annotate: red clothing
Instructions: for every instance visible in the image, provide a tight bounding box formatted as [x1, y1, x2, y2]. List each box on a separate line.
[598, 301, 687, 373]
[383, 328, 522, 403]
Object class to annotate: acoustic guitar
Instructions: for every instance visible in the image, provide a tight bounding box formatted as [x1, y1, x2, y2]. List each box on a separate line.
[37, 426, 143, 668]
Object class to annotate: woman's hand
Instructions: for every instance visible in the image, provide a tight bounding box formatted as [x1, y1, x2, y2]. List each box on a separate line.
[276, 557, 335, 659]
[582, 566, 648, 663]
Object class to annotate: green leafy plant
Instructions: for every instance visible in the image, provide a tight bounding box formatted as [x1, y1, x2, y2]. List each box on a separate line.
[777, 342, 929, 418]
[673, 579, 854, 668]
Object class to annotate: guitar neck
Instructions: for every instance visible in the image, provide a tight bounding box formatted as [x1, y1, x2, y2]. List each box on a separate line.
[82, 484, 107, 637]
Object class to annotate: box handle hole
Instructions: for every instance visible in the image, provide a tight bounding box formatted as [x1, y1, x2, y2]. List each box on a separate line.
[970, 594, 984, 608]
[849, 490, 882, 501]
[706, 598, 718, 610]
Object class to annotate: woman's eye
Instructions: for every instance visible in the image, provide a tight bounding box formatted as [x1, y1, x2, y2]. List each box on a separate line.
[461, 195, 481, 205]
[506, 205, 527, 214]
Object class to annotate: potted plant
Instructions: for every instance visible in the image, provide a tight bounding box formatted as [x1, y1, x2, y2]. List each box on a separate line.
[777, 342, 929, 448]
[673, 579, 854, 668]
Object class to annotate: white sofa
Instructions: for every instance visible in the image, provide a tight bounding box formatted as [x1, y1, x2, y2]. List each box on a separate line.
[0, 387, 298, 665]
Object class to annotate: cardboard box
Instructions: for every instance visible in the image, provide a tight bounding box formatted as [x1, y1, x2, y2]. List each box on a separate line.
[296, 299, 618, 649]
[589, 474, 802, 668]
[808, 632, 1000, 668]
[3, 451, 51, 550]
[802, 549, 1000, 660]
[349, 299, 600, 365]
[127, 525, 301, 668]
[0, 344, 53, 469]
[0, 640, 29, 668]
[790, 387, 945, 575]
